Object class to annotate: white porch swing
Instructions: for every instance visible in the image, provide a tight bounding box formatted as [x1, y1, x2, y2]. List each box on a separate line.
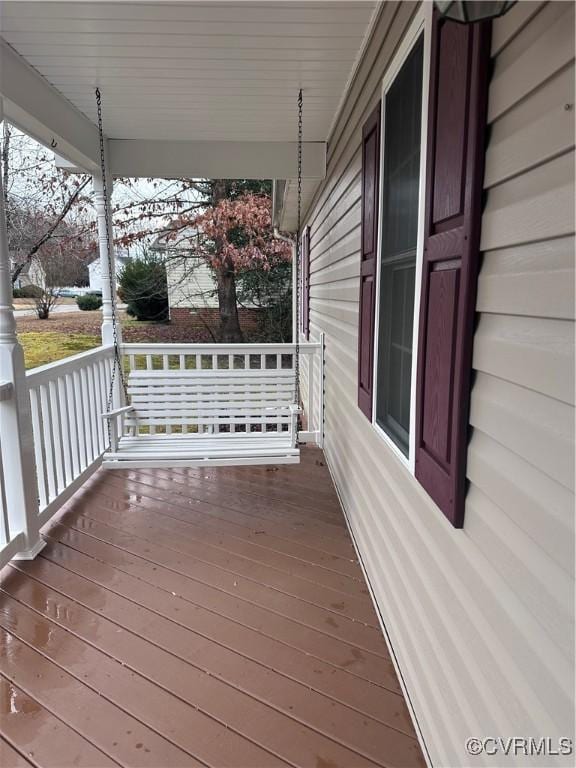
[99, 89, 305, 469]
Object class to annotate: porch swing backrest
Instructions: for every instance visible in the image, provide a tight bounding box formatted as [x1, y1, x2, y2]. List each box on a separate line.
[124, 366, 297, 435]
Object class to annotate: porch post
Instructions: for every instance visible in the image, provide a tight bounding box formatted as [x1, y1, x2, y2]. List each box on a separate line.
[0, 98, 43, 558]
[93, 151, 120, 347]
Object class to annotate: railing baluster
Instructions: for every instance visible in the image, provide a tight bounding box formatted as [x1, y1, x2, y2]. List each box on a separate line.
[65, 373, 80, 478]
[81, 366, 95, 463]
[57, 376, 73, 487]
[92, 361, 105, 452]
[101, 358, 112, 443]
[39, 384, 56, 502]
[72, 368, 87, 471]
[84, 364, 96, 462]
[29, 387, 48, 510]
[49, 379, 65, 493]
[307, 353, 315, 435]
[91, 362, 101, 453]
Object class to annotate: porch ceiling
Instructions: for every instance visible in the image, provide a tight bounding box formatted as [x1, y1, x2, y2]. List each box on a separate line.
[0, 1, 378, 190]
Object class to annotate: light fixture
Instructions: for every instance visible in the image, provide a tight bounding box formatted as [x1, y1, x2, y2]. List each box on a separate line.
[434, 1, 516, 23]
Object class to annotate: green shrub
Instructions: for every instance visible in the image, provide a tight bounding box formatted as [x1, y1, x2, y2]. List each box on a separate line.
[118, 255, 168, 322]
[76, 294, 103, 311]
[13, 285, 43, 299]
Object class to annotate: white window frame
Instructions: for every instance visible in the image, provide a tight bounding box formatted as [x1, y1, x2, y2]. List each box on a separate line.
[372, 3, 432, 473]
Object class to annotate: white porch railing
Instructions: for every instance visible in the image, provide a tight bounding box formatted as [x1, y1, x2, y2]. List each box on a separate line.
[0, 338, 324, 567]
[26, 345, 116, 525]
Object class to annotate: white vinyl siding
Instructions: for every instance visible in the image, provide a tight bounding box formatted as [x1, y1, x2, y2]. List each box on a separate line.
[166, 256, 262, 313]
[302, 2, 575, 765]
[166, 257, 219, 310]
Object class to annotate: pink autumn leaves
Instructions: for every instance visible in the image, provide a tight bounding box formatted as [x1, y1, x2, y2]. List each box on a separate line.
[172, 193, 292, 271]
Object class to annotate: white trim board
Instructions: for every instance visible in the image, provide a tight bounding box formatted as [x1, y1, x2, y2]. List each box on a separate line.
[107, 139, 326, 181]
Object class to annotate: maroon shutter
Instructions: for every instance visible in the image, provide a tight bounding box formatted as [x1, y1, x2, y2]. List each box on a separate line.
[301, 225, 310, 339]
[357, 103, 381, 419]
[415, 15, 491, 527]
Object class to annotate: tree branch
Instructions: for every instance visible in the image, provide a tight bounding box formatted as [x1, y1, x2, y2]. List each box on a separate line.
[11, 177, 90, 284]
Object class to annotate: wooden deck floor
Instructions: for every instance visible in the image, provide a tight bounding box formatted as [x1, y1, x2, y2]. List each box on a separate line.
[0, 447, 425, 768]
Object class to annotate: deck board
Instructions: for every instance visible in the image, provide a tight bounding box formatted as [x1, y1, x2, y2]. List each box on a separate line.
[0, 447, 425, 768]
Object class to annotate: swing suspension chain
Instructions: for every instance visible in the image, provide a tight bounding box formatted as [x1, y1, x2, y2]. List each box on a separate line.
[94, 85, 303, 453]
[95, 87, 128, 446]
[294, 88, 303, 446]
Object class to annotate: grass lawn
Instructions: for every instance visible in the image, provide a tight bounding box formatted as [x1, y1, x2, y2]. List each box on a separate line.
[16, 310, 215, 369]
[19, 332, 100, 369]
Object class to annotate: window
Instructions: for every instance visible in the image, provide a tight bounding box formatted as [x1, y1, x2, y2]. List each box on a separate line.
[357, 5, 491, 526]
[375, 36, 424, 458]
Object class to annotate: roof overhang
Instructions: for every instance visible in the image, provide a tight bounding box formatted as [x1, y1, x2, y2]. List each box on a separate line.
[0, 38, 100, 171]
[0, 1, 379, 219]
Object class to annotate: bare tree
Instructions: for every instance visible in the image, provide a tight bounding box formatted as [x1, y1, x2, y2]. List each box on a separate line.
[32, 241, 80, 319]
[2, 124, 93, 284]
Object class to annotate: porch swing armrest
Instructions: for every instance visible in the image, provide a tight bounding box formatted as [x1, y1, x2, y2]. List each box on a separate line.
[287, 403, 300, 447]
[102, 406, 135, 454]
[101, 405, 135, 420]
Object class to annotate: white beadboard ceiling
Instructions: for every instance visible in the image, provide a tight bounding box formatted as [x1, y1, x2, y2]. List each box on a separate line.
[0, 1, 378, 143]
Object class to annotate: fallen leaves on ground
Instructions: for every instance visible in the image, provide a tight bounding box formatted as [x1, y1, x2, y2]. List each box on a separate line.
[17, 311, 216, 369]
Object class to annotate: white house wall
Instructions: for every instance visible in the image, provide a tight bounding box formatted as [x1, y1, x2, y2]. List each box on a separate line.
[166, 256, 267, 313]
[166, 257, 219, 310]
[302, 2, 575, 765]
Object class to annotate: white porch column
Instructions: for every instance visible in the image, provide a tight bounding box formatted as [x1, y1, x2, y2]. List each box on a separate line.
[0, 99, 43, 558]
[93, 155, 121, 347]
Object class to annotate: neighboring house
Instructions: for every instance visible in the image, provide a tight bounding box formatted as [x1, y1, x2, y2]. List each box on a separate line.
[12, 256, 45, 290]
[88, 250, 129, 292]
[275, 2, 575, 764]
[163, 252, 219, 312]
[153, 235, 260, 330]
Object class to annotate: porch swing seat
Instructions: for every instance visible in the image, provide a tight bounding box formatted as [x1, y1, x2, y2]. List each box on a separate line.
[101, 367, 301, 469]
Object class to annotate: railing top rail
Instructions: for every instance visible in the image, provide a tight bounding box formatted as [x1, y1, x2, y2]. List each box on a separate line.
[121, 342, 321, 355]
[26, 345, 115, 386]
